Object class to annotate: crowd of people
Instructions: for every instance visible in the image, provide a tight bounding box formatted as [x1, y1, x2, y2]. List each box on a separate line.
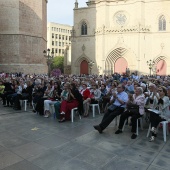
[0, 72, 170, 142]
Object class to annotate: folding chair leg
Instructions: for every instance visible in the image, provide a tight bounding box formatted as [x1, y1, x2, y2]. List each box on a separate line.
[162, 122, 167, 142]
[98, 105, 100, 114]
[24, 100, 27, 111]
[93, 105, 95, 117]
[136, 119, 139, 136]
[147, 124, 151, 137]
[71, 110, 74, 122]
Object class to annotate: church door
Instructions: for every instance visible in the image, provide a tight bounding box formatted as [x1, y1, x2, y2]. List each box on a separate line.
[114, 57, 128, 74]
[156, 59, 166, 75]
[80, 60, 88, 74]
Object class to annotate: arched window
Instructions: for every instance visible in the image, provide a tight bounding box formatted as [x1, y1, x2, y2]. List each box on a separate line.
[81, 22, 87, 35]
[159, 15, 166, 31]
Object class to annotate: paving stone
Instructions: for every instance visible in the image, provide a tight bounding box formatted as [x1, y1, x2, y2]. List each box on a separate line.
[152, 153, 170, 169]
[76, 147, 116, 168]
[55, 141, 90, 157]
[12, 142, 48, 159]
[0, 104, 170, 170]
[2, 160, 43, 170]
[0, 151, 23, 169]
[102, 156, 148, 170]
[28, 150, 71, 170]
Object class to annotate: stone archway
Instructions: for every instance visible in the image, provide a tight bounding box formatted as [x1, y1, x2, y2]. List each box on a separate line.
[80, 60, 88, 74]
[105, 47, 135, 74]
[74, 54, 91, 74]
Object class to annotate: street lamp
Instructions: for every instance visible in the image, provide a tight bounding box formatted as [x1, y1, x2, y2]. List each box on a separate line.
[88, 60, 95, 74]
[43, 48, 54, 77]
[147, 59, 155, 76]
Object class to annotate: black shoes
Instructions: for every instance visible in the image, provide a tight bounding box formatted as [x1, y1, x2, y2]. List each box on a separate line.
[131, 134, 137, 139]
[115, 129, 122, 134]
[58, 118, 65, 123]
[93, 125, 102, 134]
[13, 107, 21, 110]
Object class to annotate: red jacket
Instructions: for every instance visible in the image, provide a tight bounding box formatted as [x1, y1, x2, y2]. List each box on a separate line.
[81, 89, 90, 100]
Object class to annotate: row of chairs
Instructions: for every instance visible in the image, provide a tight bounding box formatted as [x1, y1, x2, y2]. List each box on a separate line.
[49, 103, 101, 122]
[22, 100, 170, 142]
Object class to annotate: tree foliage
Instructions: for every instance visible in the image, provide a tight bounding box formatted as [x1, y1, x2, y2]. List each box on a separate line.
[51, 56, 64, 73]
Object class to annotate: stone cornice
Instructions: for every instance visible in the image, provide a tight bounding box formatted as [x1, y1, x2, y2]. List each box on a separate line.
[94, 25, 151, 34]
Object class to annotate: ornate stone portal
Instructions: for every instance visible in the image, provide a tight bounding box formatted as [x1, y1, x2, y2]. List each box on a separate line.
[72, 0, 170, 75]
[0, 0, 47, 74]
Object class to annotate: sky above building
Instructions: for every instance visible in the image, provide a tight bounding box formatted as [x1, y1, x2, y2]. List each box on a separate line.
[47, 0, 87, 26]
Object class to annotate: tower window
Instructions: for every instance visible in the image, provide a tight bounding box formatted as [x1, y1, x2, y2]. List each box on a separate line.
[81, 22, 87, 35]
[159, 15, 166, 31]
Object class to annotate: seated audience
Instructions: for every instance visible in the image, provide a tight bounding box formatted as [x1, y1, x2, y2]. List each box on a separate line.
[83, 84, 101, 117]
[149, 86, 170, 142]
[115, 87, 145, 139]
[44, 82, 62, 118]
[59, 83, 81, 122]
[93, 84, 128, 133]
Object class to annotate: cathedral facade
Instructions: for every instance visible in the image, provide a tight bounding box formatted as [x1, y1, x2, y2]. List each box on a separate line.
[71, 0, 170, 75]
[0, 0, 47, 74]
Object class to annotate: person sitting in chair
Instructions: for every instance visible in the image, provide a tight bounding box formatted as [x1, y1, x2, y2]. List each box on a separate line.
[115, 87, 145, 139]
[93, 84, 128, 133]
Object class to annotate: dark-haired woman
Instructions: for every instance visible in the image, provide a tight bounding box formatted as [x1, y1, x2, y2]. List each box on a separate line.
[59, 83, 81, 122]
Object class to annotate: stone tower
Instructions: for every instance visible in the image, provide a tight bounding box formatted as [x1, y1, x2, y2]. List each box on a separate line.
[0, 0, 48, 74]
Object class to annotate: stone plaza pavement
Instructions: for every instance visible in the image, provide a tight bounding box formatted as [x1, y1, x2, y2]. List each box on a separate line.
[0, 104, 170, 170]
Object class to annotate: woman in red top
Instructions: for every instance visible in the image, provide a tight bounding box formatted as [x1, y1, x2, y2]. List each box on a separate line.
[81, 84, 90, 100]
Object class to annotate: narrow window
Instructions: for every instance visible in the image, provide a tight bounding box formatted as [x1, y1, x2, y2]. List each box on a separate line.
[81, 22, 87, 35]
[159, 15, 166, 31]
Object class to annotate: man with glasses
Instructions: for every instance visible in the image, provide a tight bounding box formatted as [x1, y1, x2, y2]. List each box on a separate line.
[93, 84, 128, 133]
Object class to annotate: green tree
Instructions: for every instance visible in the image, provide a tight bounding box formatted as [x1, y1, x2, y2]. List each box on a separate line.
[51, 56, 64, 73]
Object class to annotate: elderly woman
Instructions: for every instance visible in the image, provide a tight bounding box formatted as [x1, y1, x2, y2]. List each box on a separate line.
[115, 87, 145, 139]
[59, 83, 81, 122]
[44, 82, 62, 118]
[53, 82, 70, 119]
[149, 86, 170, 142]
[83, 84, 101, 117]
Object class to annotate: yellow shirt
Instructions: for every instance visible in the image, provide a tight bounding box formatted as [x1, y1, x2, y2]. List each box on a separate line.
[0, 85, 5, 94]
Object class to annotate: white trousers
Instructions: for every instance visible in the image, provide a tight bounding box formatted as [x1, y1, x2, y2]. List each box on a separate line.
[44, 100, 57, 112]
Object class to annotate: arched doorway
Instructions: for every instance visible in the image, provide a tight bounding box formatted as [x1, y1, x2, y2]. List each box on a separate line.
[80, 60, 88, 74]
[115, 57, 128, 74]
[156, 59, 166, 75]
[105, 47, 135, 75]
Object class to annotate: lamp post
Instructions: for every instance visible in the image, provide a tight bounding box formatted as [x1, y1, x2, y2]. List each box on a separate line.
[147, 59, 155, 76]
[88, 60, 95, 74]
[43, 48, 54, 77]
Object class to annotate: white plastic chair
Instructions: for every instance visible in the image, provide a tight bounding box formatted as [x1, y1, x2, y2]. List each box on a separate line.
[122, 116, 143, 136]
[20, 100, 28, 111]
[90, 104, 100, 117]
[71, 107, 81, 122]
[49, 104, 56, 119]
[147, 121, 169, 142]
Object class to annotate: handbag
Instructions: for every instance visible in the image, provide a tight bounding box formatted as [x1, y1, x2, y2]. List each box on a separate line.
[126, 103, 139, 114]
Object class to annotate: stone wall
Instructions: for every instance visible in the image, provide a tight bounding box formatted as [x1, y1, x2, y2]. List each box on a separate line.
[0, 0, 47, 74]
